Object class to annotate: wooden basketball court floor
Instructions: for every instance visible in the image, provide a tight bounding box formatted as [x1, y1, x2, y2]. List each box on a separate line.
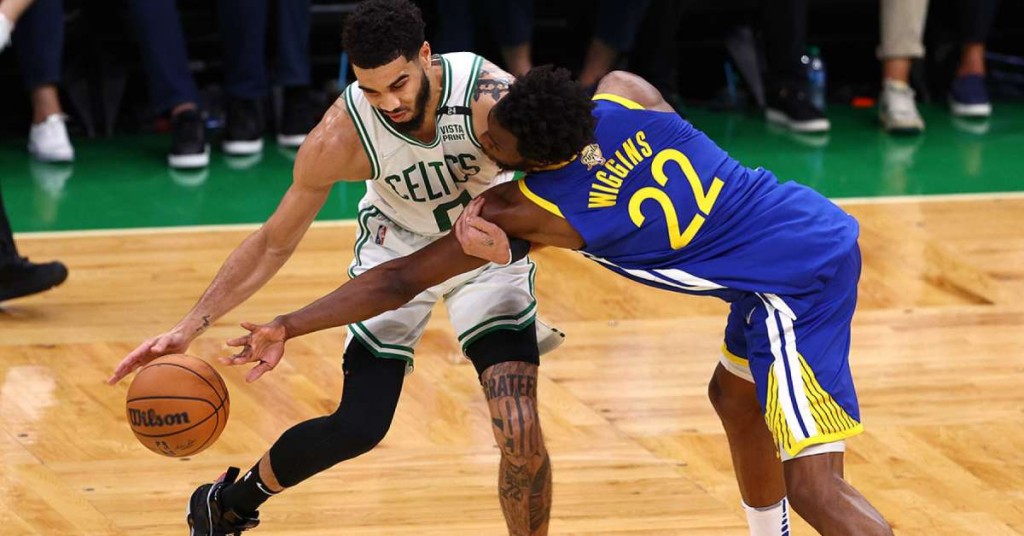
[2, 195, 1023, 535]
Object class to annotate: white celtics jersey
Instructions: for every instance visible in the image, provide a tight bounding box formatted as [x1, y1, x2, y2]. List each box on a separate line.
[343, 52, 502, 237]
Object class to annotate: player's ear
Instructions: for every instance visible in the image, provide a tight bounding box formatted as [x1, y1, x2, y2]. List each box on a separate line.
[419, 41, 431, 65]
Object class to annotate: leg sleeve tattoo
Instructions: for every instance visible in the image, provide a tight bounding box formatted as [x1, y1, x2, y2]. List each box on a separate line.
[482, 361, 552, 536]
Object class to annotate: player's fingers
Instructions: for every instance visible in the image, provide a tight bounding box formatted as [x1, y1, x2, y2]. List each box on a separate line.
[464, 197, 485, 217]
[225, 334, 250, 347]
[467, 217, 501, 234]
[107, 366, 129, 385]
[246, 360, 275, 383]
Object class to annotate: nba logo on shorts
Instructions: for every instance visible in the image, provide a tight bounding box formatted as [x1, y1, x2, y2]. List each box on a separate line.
[374, 225, 387, 245]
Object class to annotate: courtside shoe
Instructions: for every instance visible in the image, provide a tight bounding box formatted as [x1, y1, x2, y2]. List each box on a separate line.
[879, 80, 924, 134]
[223, 98, 265, 155]
[765, 85, 830, 133]
[277, 87, 319, 148]
[28, 114, 74, 163]
[949, 75, 992, 118]
[169, 110, 210, 169]
[187, 467, 260, 536]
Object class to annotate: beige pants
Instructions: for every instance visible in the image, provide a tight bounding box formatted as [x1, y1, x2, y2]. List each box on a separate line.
[878, 0, 930, 59]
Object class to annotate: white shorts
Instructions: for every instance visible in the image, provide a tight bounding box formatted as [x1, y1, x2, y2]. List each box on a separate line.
[346, 204, 539, 373]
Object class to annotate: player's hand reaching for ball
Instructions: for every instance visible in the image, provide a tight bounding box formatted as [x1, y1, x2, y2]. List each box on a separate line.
[224, 318, 288, 383]
[108, 328, 194, 385]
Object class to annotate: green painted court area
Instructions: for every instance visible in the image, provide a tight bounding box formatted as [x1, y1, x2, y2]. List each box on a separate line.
[2, 102, 1022, 233]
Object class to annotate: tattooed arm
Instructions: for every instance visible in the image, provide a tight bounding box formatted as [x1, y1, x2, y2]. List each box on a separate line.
[482, 361, 552, 535]
[469, 59, 515, 139]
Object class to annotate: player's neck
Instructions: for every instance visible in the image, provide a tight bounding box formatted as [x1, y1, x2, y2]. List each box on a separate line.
[407, 58, 446, 143]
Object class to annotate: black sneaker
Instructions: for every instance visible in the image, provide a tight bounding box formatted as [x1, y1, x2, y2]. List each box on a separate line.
[223, 98, 265, 155]
[765, 85, 830, 133]
[187, 467, 260, 536]
[169, 109, 210, 169]
[277, 88, 319, 148]
[0, 257, 68, 302]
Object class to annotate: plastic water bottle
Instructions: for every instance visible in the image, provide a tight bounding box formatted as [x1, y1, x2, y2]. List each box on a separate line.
[802, 46, 827, 110]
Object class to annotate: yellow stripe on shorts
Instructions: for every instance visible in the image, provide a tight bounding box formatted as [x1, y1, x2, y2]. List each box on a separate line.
[765, 354, 864, 458]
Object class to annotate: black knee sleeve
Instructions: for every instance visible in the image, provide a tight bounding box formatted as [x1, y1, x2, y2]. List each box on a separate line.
[465, 321, 540, 377]
[267, 340, 406, 487]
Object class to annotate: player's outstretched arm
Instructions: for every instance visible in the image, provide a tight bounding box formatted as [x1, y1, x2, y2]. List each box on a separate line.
[109, 100, 369, 385]
[224, 230, 490, 379]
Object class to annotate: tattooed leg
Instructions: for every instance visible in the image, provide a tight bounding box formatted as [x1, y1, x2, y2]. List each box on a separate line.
[481, 361, 551, 536]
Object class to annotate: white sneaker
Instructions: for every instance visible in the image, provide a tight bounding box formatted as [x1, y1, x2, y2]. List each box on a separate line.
[0, 12, 13, 52]
[28, 114, 75, 162]
[535, 317, 566, 356]
[879, 80, 924, 134]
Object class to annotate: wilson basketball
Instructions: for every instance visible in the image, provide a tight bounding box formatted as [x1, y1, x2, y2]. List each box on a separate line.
[125, 354, 229, 457]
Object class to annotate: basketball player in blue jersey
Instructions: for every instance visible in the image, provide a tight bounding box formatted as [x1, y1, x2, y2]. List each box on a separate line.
[108, 1, 560, 534]
[227, 66, 894, 535]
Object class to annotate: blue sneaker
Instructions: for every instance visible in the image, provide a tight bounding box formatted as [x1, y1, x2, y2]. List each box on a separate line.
[187, 467, 260, 536]
[949, 75, 992, 117]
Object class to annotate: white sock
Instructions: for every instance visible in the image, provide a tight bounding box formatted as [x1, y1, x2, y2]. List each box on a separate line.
[743, 497, 790, 536]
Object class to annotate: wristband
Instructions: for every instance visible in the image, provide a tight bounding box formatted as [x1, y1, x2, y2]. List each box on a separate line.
[498, 238, 531, 266]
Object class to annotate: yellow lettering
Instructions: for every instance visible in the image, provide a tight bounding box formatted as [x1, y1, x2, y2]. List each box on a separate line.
[636, 131, 653, 157]
[595, 171, 622, 189]
[604, 159, 629, 178]
[588, 191, 618, 208]
[591, 183, 618, 194]
[614, 150, 634, 171]
[623, 139, 643, 166]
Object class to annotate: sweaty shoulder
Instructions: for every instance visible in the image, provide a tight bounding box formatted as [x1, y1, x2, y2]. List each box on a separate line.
[292, 96, 373, 188]
[593, 71, 675, 113]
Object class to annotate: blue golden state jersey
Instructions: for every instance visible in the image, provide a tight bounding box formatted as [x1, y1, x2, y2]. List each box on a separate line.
[519, 95, 859, 315]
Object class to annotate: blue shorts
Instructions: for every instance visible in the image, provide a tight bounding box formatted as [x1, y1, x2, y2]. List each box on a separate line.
[722, 245, 864, 458]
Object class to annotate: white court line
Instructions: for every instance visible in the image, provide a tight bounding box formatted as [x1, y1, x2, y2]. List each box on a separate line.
[833, 190, 1024, 205]
[14, 190, 1024, 239]
[16, 219, 359, 239]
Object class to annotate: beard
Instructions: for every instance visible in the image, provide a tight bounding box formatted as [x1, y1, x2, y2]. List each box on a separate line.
[382, 68, 431, 134]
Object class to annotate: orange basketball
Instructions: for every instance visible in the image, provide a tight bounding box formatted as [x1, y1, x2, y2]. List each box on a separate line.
[125, 354, 229, 457]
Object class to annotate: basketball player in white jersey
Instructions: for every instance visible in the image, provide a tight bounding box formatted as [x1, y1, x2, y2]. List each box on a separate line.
[109, 1, 558, 534]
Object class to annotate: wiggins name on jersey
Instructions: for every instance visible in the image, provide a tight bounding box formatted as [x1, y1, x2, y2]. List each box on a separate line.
[519, 95, 860, 316]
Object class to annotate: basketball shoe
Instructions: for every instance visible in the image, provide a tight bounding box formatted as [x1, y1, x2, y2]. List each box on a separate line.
[187, 467, 260, 536]
[535, 317, 566, 355]
[0, 257, 68, 302]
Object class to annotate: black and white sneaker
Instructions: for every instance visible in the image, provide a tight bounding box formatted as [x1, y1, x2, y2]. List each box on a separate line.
[223, 98, 265, 155]
[187, 467, 260, 536]
[277, 87, 319, 148]
[168, 110, 210, 169]
[765, 85, 830, 133]
[0, 256, 68, 302]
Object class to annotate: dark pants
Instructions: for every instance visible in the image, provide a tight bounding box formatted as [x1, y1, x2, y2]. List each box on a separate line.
[127, 0, 311, 113]
[762, 0, 808, 88]
[483, 0, 650, 52]
[959, 0, 1000, 43]
[218, 0, 311, 100]
[0, 185, 18, 265]
[434, 0, 476, 53]
[12, 0, 63, 90]
[594, 0, 652, 52]
[126, 0, 200, 114]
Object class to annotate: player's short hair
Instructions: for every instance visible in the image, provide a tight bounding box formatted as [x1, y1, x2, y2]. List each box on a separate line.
[342, 0, 425, 69]
[493, 66, 596, 165]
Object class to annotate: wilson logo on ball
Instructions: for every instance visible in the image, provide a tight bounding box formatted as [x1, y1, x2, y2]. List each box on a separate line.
[128, 408, 192, 428]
